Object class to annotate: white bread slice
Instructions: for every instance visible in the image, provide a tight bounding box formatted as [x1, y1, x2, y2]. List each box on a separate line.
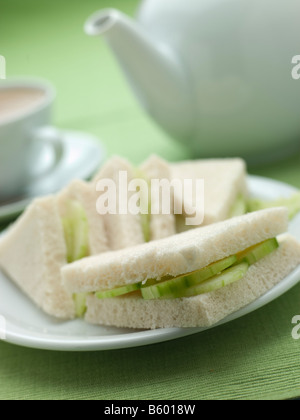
[140, 155, 176, 241]
[84, 234, 300, 329]
[0, 197, 75, 319]
[93, 156, 145, 250]
[61, 208, 288, 294]
[171, 158, 247, 226]
[57, 180, 109, 256]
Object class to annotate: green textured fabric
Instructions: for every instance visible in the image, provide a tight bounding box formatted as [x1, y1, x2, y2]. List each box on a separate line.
[1, 0, 300, 400]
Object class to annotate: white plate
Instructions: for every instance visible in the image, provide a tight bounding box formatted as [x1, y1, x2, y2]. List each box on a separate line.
[0, 175, 300, 351]
[0, 130, 106, 223]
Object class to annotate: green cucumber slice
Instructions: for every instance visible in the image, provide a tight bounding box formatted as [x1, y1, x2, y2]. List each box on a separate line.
[73, 293, 87, 318]
[62, 200, 90, 318]
[247, 192, 300, 220]
[141, 213, 151, 243]
[94, 239, 278, 301]
[182, 263, 249, 298]
[141, 255, 237, 300]
[62, 200, 89, 263]
[71, 201, 89, 262]
[62, 217, 75, 264]
[96, 283, 142, 299]
[134, 168, 151, 243]
[229, 194, 247, 218]
[236, 238, 279, 265]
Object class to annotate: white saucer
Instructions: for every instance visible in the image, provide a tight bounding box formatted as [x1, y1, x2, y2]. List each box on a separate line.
[0, 175, 300, 351]
[0, 130, 106, 223]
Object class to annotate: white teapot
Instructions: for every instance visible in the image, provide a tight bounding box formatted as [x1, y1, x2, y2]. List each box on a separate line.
[85, 0, 300, 161]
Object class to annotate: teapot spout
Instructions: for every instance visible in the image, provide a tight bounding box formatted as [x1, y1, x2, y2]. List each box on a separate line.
[85, 9, 193, 140]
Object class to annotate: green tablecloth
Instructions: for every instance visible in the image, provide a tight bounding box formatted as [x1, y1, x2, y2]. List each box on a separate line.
[1, 0, 300, 401]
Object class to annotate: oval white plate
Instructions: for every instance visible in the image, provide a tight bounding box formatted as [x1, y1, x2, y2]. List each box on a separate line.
[0, 175, 300, 351]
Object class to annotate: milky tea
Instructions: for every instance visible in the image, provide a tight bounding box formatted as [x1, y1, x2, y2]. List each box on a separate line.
[0, 87, 45, 124]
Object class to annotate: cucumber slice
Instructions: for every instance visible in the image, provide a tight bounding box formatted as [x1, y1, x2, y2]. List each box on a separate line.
[236, 238, 279, 265]
[73, 293, 87, 318]
[62, 201, 89, 318]
[96, 283, 142, 299]
[62, 217, 75, 264]
[247, 192, 300, 220]
[141, 255, 237, 300]
[71, 201, 89, 262]
[141, 213, 151, 243]
[134, 168, 151, 243]
[62, 200, 89, 263]
[183, 263, 249, 298]
[229, 194, 247, 218]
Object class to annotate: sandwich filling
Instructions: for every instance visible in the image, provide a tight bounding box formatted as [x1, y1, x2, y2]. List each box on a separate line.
[134, 169, 151, 243]
[229, 194, 247, 218]
[62, 200, 90, 317]
[247, 193, 300, 221]
[229, 193, 300, 220]
[95, 237, 279, 300]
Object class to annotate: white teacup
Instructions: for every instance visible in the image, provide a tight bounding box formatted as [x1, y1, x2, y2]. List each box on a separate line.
[0, 78, 64, 201]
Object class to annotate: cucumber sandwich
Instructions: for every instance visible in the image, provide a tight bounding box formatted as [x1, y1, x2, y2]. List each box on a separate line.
[61, 207, 300, 329]
[0, 180, 109, 319]
[1, 154, 300, 328]
[0, 156, 175, 319]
